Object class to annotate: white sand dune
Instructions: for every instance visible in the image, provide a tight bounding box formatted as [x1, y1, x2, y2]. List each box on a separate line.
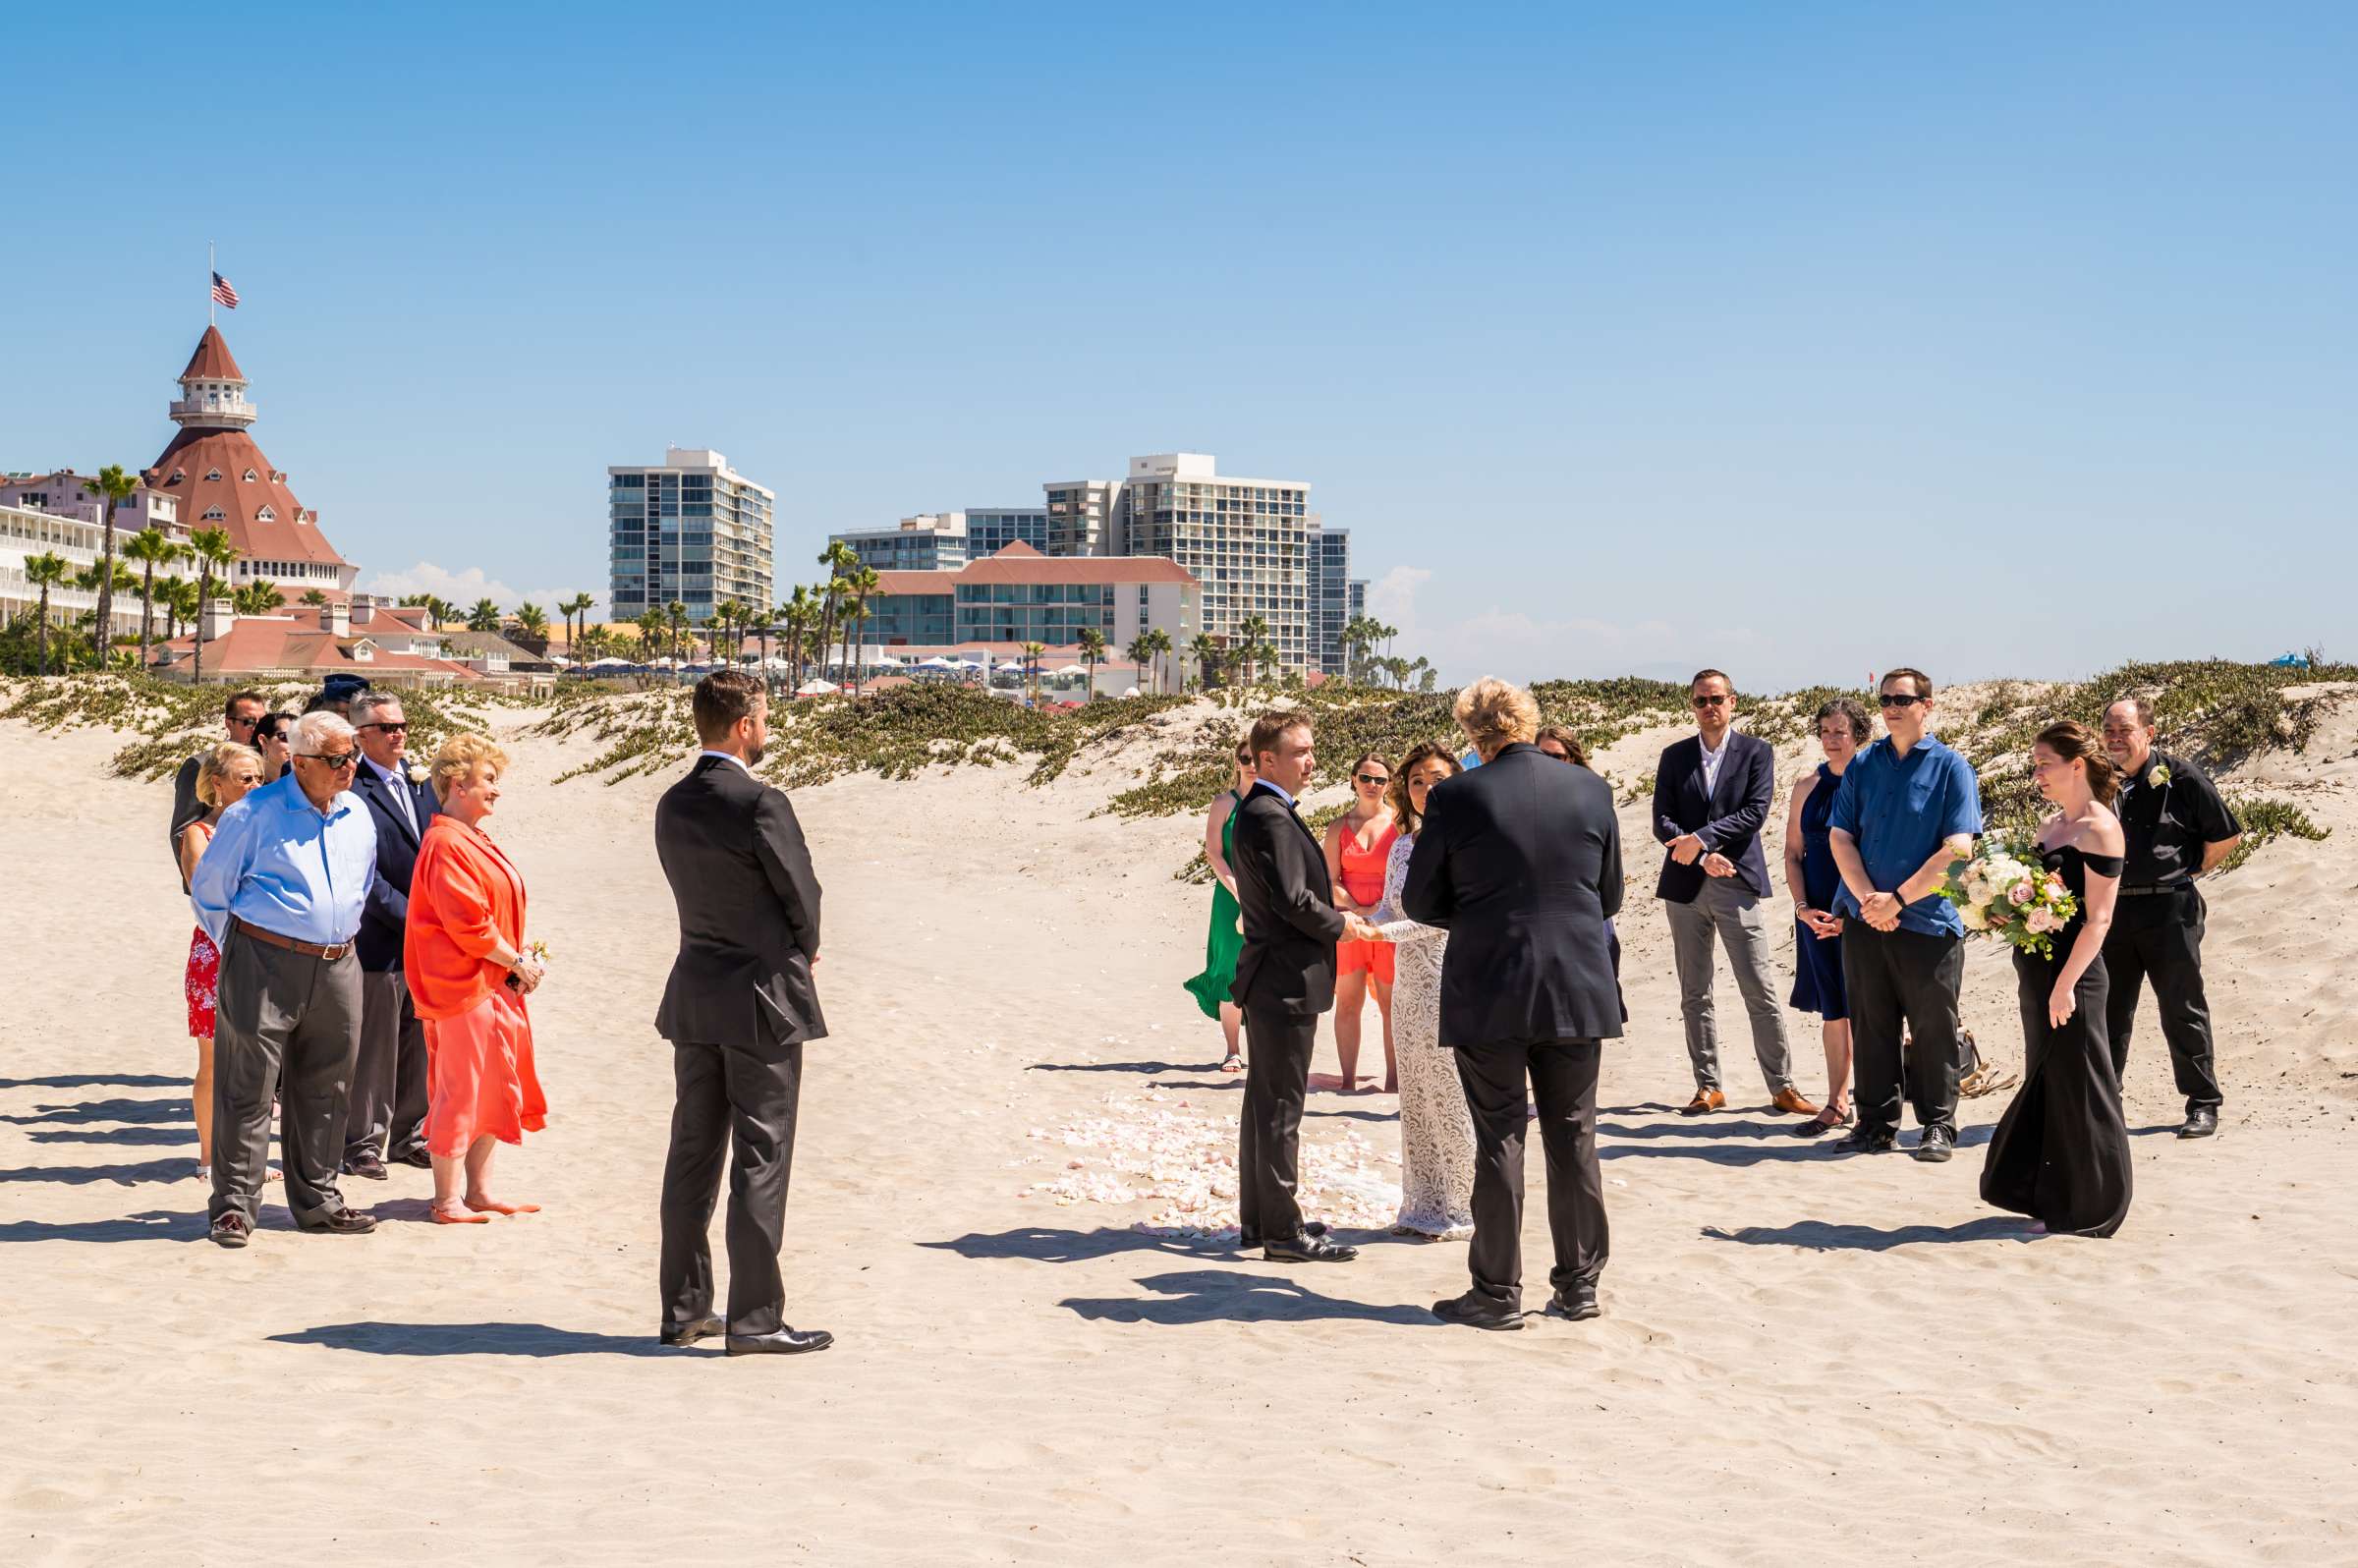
[2, 694, 2353, 1565]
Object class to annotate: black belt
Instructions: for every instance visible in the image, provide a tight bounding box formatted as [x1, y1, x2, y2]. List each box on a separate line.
[2117, 883, 2191, 898]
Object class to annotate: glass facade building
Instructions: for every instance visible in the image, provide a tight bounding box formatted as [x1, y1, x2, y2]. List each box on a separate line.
[1117, 455, 1314, 673]
[965, 508, 1050, 557]
[609, 448, 775, 624]
[840, 526, 968, 572]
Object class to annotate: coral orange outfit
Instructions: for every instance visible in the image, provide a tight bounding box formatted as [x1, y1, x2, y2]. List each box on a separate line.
[405, 815, 547, 1157]
[1335, 818, 1399, 982]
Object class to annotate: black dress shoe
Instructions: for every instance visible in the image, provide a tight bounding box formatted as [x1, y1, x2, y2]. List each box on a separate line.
[1432, 1291, 1525, 1330]
[1836, 1127, 1897, 1154]
[724, 1328, 833, 1357]
[1913, 1126, 1955, 1162]
[341, 1150, 389, 1181]
[1547, 1283, 1600, 1320]
[389, 1146, 433, 1169]
[1263, 1234, 1357, 1263]
[297, 1207, 378, 1235]
[1238, 1220, 1327, 1249]
[659, 1316, 725, 1348]
[2177, 1108, 2219, 1139]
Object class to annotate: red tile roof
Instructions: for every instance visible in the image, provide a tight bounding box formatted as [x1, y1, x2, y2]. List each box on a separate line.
[180, 325, 246, 382]
[152, 616, 481, 682]
[145, 426, 348, 570]
[872, 569, 958, 597]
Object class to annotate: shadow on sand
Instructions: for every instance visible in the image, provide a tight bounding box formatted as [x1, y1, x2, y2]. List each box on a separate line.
[0, 1157, 197, 1187]
[0, 1074, 191, 1092]
[0, 1209, 210, 1245]
[1702, 1215, 2039, 1251]
[1060, 1267, 1434, 1327]
[921, 1225, 1224, 1265]
[267, 1321, 672, 1358]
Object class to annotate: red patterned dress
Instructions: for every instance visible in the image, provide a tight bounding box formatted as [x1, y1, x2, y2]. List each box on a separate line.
[184, 821, 221, 1038]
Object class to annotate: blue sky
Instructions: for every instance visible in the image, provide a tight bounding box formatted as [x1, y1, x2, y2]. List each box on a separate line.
[9, 3, 2351, 689]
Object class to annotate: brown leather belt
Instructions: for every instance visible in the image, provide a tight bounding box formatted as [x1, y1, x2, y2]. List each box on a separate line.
[233, 916, 353, 961]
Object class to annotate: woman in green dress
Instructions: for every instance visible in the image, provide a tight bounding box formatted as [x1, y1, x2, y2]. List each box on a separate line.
[1183, 739, 1256, 1072]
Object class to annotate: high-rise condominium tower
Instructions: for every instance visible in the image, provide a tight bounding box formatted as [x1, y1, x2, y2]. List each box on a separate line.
[609, 447, 774, 625]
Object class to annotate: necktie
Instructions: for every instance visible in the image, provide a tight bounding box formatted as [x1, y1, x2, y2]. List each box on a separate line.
[384, 763, 416, 835]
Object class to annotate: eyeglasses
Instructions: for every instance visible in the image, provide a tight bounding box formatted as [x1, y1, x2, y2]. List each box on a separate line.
[360, 721, 409, 733]
[1355, 773, 1390, 787]
[1878, 694, 1926, 708]
[304, 752, 360, 770]
[227, 715, 260, 730]
[1691, 695, 1729, 707]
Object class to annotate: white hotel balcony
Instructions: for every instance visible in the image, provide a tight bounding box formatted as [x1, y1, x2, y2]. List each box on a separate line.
[169, 395, 257, 427]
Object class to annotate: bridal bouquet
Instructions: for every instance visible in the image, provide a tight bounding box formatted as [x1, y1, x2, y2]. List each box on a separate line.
[1937, 836, 2078, 960]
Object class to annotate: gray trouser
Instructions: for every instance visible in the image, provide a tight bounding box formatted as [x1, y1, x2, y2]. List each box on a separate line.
[1663, 877, 1793, 1093]
[347, 969, 429, 1161]
[208, 928, 362, 1227]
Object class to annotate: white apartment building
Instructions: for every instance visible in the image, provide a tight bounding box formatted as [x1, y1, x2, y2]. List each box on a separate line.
[610, 447, 776, 625]
[1110, 453, 1316, 674]
[0, 502, 147, 638]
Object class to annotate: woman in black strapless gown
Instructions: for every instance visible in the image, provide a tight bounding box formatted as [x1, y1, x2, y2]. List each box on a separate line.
[1981, 721, 2133, 1238]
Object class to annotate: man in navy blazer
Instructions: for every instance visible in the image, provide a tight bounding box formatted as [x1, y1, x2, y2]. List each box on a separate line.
[342, 690, 440, 1177]
[1652, 669, 1810, 1118]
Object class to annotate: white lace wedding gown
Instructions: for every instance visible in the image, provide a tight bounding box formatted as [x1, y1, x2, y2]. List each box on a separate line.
[1375, 832, 1477, 1239]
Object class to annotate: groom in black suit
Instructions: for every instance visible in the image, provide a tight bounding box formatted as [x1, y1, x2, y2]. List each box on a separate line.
[1405, 678, 1624, 1328]
[1229, 709, 1380, 1262]
[652, 671, 831, 1357]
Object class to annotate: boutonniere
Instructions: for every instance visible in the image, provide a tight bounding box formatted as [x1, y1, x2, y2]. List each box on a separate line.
[2146, 763, 2171, 788]
[406, 763, 430, 785]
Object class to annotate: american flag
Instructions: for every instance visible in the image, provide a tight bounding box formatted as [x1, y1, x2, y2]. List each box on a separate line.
[211, 271, 240, 308]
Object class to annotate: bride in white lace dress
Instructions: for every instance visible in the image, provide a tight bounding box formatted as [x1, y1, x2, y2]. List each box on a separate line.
[1374, 743, 1478, 1239]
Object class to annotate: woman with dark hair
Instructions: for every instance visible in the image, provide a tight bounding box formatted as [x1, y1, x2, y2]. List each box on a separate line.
[1981, 720, 2131, 1237]
[253, 711, 296, 784]
[1535, 725, 1588, 766]
[1323, 751, 1399, 1092]
[1183, 738, 1258, 1073]
[1783, 697, 1874, 1136]
[1373, 741, 1476, 1237]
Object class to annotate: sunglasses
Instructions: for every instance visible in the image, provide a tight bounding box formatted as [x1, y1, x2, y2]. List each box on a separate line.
[1355, 772, 1390, 787]
[360, 721, 409, 733]
[1692, 695, 1729, 707]
[1878, 694, 1925, 708]
[227, 715, 260, 729]
[304, 752, 360, 770]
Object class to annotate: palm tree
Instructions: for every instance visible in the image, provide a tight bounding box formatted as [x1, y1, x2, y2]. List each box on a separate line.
[664, 600, 690, 666]
[233, 580, 281, 616]
[120, 527, 180, 669]
[84, 465, 139, 660]
[1142, 628, 1173, 697]
[1019, 641, 1046, 708]
[634, 607, 667, 665]
[813, 540, 859, 685]
[1233, 615, 1271, 688]
[188, 527, 240, 687]
[22, 551, 70, 675]
[1077, 627, 1106, 701]
[466, 597, 502, 634]
[837, 566, 880, 694]
[156, 573, 194, 641]
[515, 600, 550, 648]
[1189, 633, 1220, 692]
[781, 585, 818, 689]
[300, 588, 329, 606]
[576, 624, 612, 663]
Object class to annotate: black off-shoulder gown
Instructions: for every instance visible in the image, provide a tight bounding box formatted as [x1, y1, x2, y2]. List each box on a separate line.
[1980, 843, 2134, 1238]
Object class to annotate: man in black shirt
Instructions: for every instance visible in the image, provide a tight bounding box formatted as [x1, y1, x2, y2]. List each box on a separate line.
[2102, 698, 2243, 1138]
[169, 690, 267, 870]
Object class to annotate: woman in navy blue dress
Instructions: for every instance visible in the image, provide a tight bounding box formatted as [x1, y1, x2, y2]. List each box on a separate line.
[1782, 698, 1873, 1137]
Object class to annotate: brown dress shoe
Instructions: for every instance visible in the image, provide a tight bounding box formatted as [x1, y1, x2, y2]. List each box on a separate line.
[1679, 1089, 1726, 1116]
[1769, 1086, 1822, 1116]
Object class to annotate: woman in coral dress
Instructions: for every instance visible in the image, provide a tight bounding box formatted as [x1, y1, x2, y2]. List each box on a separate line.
[178, 742, 264, 1183]
[406, 735, 549, 1224]
[1322, 754, 1399, 1091]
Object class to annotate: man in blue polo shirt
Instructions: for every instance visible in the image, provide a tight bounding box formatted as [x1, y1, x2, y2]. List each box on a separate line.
[1826, 667, 1982, 1162]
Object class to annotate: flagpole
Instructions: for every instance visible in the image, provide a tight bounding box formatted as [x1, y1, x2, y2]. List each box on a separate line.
[208, 240, 215, 327]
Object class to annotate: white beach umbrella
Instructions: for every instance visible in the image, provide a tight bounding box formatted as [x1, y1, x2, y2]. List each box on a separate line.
[918, 655, 955, 669]
[796, 678, 839, 695]
[588, 656, 634, 669]
[994, 658, 1026, 671]
[1053, 663, 1089, 675]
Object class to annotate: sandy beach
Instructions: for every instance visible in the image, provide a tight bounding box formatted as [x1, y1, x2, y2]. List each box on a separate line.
[4, 691, 2354, 1566]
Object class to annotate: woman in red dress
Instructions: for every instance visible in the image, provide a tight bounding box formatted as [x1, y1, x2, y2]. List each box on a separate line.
[178, 742, 264, 1183]
[406, 735, 549, 1224]
[1321, 753, 1400, 1092]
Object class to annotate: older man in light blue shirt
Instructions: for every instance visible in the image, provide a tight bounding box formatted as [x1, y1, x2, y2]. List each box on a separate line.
[190, 709, 381, 1247]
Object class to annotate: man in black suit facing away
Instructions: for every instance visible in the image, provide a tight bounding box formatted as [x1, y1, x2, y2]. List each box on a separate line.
[1404, 678, 1624, 1329]
[1228, 709, 1382, 1263]
[652, 670, 831, 1356]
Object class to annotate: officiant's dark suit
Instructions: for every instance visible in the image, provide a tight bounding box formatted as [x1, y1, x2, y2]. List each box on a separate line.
[345, 753, 439, 1168]
[654, 751, 825, 1344]
[1404, 739, 1623, 1316]
[1228, 777, 1348, 1251]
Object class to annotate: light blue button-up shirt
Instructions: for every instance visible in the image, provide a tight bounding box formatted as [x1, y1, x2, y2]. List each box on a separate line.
[191, 772, 378, 946]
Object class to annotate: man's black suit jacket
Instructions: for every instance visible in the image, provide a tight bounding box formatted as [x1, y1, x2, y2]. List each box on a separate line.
[1228, 781, 1347, 1017]
[654, 755, 825, 1054]
[1651, 730, 1776, 902]
[1402, 742, 1625, 1046]
[351, 759, 441, 973]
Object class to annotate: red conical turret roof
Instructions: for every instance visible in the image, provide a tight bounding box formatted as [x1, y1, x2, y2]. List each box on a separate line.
[180, 325, 246, 382]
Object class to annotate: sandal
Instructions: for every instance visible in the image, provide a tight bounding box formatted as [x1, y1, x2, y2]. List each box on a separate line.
[1790, 1105, 1854, 1139]
[1217, 1052, 1245, 1074]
